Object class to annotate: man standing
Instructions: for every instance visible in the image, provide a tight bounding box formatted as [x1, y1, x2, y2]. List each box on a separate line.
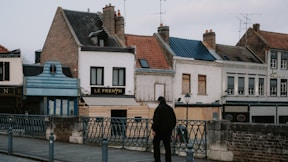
[152, 96, 177, 162]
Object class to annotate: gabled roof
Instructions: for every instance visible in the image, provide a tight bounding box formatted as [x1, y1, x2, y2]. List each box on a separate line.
[125, 34, 170, 70]
[63, 8, 120, 47]
[169, 37, 216, 61]
[258, 31, 288, 50]
[216, 44, 262, 63]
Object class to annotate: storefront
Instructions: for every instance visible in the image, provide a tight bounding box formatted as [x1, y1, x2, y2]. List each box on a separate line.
[23, 62, 79, 115]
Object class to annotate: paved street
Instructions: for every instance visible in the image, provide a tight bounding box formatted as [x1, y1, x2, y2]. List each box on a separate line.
[0, 135, 218, 162]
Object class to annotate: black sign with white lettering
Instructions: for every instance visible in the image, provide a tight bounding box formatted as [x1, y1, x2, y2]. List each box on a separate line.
[91, 87, 125, 95]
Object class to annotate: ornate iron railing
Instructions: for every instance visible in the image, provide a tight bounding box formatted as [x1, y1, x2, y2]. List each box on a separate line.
[0, 113, 48, 139]
[82, 117, 207, 157]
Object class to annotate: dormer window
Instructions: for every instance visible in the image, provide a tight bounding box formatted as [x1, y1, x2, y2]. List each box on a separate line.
[88, 30, 106, 47]
[50, 64, 56, 74]
[139, 59, 149, 68]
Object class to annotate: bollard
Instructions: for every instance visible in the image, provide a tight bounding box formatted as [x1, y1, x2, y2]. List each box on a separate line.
[49, 133, 54, 162]
[102, 138, 108, 162]
[186, 143, 194, 162]
[8, 127, 13, 154]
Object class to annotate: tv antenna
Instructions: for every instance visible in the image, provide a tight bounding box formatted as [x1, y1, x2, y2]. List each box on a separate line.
[237, 13, 261, 44]
[159, 0, 166, 24]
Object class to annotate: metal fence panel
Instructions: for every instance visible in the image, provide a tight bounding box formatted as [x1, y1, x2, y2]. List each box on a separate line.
[82, 116, 207, 157]
[0, 113, 48, 139]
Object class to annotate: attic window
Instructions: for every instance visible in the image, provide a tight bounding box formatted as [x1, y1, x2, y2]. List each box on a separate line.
[139, 59, 149, 68]
[50, 64, 56, 74]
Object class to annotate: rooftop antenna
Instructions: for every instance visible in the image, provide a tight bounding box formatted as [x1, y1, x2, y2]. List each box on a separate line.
[160, 0, 166, 25]
[123, 0, 127, 26]
[238, 13, 261, 45]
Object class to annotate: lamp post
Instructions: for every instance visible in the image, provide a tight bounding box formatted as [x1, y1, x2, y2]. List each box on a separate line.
[184, 93, 191, 126]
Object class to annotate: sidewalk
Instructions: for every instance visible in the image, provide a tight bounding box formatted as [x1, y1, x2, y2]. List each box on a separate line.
[0, 135, 217, 162]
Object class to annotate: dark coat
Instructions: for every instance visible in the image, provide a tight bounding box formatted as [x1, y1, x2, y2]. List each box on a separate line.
[152, 101, 176, 135]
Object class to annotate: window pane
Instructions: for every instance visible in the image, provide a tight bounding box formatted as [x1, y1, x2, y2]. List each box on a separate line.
[91, 68, 96, 85]
[182, 74, 190, 94]
[270, 79, 277, 96]
[259, 78, 264, 96]
[238, 77, 244, 95]
[96, 68, 103, 85]
[249, 78, 254, 95]
[119, 69, 124, 86]
[62, 100, 68, 115]
[113, 69, 118, 85]
[228, 76, 234, 95]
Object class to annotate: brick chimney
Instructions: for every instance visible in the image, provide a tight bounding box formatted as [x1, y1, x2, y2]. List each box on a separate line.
[203, 29, 216, 50]
[115, 10, 125, 44]
[253, 23, 260, 32]
[102, 4, 115, 34]
[158, 24, 170, 44]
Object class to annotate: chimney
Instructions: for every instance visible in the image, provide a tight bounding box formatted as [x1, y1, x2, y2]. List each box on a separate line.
[158, 24, 170, 44]
[253, 23, 260, 32]
[203, 29, 216, 50]
[115, 10, 125, 44]
[102, 4, 115, 34]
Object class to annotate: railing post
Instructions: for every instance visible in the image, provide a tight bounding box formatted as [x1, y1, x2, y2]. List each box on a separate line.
[186, 143, 194, 162]
[8, 127, 13, 154]
[102, 138, 108, 162]
[49, 133, 54, 162]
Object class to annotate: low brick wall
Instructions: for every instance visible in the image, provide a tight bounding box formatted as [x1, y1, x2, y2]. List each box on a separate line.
[46, 116, 81, 142]
[207, 120, 288, 161]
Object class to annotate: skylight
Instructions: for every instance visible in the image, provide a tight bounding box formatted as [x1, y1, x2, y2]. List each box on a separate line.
[139, 59, 149, 68]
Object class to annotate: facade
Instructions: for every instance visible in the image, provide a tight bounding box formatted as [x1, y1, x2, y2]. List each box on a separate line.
[23, 62, 79, 115]
[125, 34, 174, 116]
[157, 26, 222, 121]
[214, 24, 288, 124]
[0, 46, 23, 113]
[40, 5, 151, 118]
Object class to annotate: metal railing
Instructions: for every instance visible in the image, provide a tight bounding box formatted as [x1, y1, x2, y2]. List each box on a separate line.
[82, 117, 207, 157]
[0, 113, 48, 139]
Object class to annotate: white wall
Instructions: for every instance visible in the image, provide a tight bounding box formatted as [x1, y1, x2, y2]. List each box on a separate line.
[174, 58, 222, 104]
[78, 51, 135, 95]
[135, 72, 174, 102]
[0, 57, 23, 86]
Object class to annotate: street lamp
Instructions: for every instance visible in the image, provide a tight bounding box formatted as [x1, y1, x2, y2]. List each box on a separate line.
[184, 93, 191, 125]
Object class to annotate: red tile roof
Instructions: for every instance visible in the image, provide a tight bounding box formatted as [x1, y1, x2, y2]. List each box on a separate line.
[125, 34, 170, 69]
[259, 31, 288, 50]
[0, 44, 9, 53]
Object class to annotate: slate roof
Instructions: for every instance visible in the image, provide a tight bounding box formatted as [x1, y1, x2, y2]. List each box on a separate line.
[169, 37, 216, 61]
[216, 44, 262, 63]
[258, 31, 288, 50]
[63, 9, 120, 47]
[125, 34, 170, 70]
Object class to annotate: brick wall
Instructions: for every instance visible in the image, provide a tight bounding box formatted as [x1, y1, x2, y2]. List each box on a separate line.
[41, 7, 79, 78]
[207, 121, 288, 161]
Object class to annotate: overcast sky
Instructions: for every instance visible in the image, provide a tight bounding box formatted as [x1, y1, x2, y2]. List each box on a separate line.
[1, 0, 287, 63]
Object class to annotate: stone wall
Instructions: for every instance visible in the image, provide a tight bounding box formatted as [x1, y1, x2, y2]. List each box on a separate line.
[207, 120, 288, 161]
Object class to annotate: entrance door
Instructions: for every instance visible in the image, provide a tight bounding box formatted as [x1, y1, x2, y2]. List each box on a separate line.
[111, 110, 127, 136]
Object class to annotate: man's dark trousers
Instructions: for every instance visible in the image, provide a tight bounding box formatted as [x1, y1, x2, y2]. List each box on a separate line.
[153, 133, 171, 162]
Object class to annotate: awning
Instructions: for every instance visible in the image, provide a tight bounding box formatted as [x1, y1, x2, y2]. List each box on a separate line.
[82, 97, 139, 106]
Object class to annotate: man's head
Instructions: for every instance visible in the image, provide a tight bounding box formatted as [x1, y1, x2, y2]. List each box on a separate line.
[157, 96, 166, 103]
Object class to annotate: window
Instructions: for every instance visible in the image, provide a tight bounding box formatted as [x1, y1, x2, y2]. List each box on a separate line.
[258, 78, 264, 96]
[48, 98, 75, 116]
[270, 51, 277, 69]
[280, 79, 287, 97]
[227, 76, 234, 95]
[238, 77, 244, 95]
[90, 67, 104, 85]
[0, 62, 9, 81]
[248, 78, 255, 95]
[198, 75, 206, 95]
[139, 59, 149, 68]
[182, 74, 190, 94]
[270, 79, 277, 96]
[281, 52, 288, 69]
[113, 67, 125, 86]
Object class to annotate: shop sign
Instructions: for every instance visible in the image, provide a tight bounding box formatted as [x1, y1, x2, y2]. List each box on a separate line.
[91, 87, 125, 95]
